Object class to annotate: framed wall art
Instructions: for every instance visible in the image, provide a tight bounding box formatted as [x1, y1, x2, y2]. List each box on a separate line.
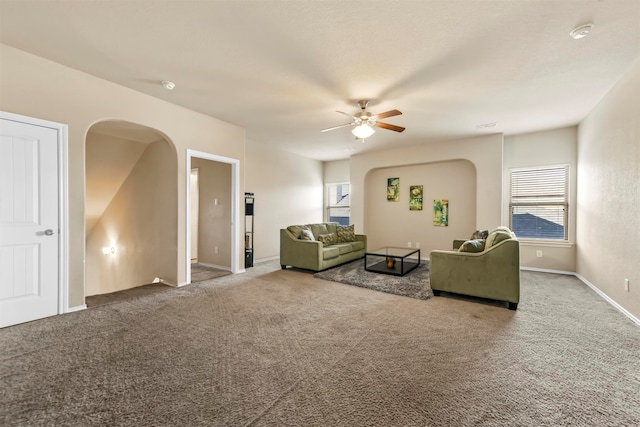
[387, 177, 399, 201]
[409, 185, 423, 211]
[433, 199, 449, 226]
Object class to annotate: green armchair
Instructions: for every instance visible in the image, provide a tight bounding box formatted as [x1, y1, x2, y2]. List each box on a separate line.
[429, 228, 520, 310]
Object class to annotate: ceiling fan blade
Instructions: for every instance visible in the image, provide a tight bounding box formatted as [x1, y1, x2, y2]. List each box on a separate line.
[336, 110, 354, 119]
[374, 109, 402, 120]
[375, 122, 405, 133]
[321, 123, 354, 132]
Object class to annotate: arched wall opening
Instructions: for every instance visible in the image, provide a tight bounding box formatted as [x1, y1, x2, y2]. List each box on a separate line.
[364, 159, 477, 257]
[85, 120, 178, 296]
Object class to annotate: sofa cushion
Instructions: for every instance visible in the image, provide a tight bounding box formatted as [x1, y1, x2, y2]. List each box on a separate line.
[459, 239, 486, 253]
[336, 224, 356, 242]
[333, 243, 353, 255]
[350, 240, 365, 251]
[486, 230, 513, 248]
[318, 233, 336, 246]
[288, 225, 309, 238]
[325, 223, 338, 235]
[310, 223, 329, 240]
[299, 229, 315, 241]
[322, 246, 340, 260]
[470, 229, 489, 240]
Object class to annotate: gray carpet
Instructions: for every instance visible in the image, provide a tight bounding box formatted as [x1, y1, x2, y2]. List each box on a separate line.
[314, 259, 432, 300]
[86, 283, 173, 308]
[1, 260, 639, 426]
[191, 263, 232, 282]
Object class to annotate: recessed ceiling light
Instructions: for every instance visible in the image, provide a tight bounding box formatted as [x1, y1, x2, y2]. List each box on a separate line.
[161, 80, 176, 90]
[570, 23, 594, 39]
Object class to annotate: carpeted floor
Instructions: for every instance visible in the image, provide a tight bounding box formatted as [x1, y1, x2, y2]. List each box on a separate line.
[191, 263, 232, 282]
[86, 264, 231, 307]
[1, 260, 639, 426]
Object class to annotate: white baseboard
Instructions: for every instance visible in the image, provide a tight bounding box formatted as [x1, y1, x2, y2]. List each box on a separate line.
[255, 256, 279, 263]
[574, 273, 640, 327]
[521, 267, 639, 326]
[67, 304, 86, 313]
[520, 266, 576, 275]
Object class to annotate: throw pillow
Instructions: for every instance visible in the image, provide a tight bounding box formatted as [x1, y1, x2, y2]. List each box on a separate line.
[458, 239, 486, 253]
[470, 229, 489, 240]
[486, 230, 512, 248]
[299, 229, 315, 241]
[336, 224, 356, 242]
[318, 233, 336, 246]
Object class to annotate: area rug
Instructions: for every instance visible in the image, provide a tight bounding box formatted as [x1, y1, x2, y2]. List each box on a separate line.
[314, 259, 432, 300]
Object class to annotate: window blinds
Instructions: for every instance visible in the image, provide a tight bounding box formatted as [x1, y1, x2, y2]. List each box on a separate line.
[509, 165, 569, 240]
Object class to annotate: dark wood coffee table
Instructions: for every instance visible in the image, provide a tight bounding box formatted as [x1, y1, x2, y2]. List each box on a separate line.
[364, 247, 421, 276]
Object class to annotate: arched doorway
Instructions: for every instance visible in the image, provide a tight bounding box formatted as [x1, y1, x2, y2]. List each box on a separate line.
[84, 120, 178, 297]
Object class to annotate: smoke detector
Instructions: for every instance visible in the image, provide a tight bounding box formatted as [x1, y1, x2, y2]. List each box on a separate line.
[161, 80, 176, 90]
[570, 23, 594, 39]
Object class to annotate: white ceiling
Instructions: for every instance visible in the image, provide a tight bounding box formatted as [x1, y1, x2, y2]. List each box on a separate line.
[1, 0, 639, 161]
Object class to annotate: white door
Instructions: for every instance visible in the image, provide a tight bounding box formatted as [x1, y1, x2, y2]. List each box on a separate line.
[0, 118, 60, 327]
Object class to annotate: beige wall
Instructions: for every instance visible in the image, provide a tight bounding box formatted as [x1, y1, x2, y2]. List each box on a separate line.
[365, 160, 476, 257]
[323, 159, 350, 183]
[85, 140, 177, 295]
[245, 139, 324, 261]
[503, 127, 578, 271]
[85, 131, 149, 234]
[577, 58, 640, 319]
[191, 158, 232, 268]
[350, 134, 504, 239]
[0, 44, 245, 307]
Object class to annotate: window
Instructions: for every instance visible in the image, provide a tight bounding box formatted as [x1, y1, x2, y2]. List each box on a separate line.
[509, 165, 569, 240]
[326, 183, 350, 225]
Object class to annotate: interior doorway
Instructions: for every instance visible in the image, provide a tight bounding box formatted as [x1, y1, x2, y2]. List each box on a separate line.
[186, 149, 240, 284]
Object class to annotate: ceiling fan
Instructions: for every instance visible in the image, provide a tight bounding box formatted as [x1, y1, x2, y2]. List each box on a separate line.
[321, 100, 405, 140]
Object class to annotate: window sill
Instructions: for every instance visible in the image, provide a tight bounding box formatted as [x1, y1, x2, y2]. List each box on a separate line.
[519, 240, 574, 248]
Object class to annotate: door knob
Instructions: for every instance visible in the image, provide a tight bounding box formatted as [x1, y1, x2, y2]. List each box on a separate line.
[44, 229, 54, 236]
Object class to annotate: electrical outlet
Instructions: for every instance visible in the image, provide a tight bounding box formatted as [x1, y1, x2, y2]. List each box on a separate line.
[407, 242, 412, 248]
[536, 250, 542, 258]
[624, 278, 630, 292]
[415, 242, 420, 249]
[215, 246, 219, 254]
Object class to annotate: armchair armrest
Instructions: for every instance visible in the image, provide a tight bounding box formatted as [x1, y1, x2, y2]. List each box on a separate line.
[429, 239, 520, 304]
[452, 239, 466, 250]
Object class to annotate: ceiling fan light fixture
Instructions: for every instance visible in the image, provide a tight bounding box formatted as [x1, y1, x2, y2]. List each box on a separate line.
[352, 124, 375, 139]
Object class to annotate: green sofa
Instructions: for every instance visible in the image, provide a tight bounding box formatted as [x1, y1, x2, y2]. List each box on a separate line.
[280, 222, 366, 271]
[429, 227, 520, 310]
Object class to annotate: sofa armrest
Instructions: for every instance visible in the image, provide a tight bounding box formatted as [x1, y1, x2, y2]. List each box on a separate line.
[280, 228, 323, 270]
[355, 234, 367, 250]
